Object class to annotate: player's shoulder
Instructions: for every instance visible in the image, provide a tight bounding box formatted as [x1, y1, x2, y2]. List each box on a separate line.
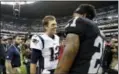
[31, 34, 39, 39]
[32, 34, 44, 39]
[40, 33, 46, 38]
[77, 17, 98, 31]
[31, 34, 41, 43]
[66, 17, 95, 28]
[55, 34, 59, 38]
[77, 17, 95, 25]
[30, 34, 43, 50]
[55, 34, 60, 40]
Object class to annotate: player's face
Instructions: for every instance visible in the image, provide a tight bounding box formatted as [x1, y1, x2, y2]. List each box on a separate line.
[46, 20, 57, 35]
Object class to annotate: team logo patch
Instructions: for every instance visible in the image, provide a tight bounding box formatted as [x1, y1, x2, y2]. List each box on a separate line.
[32, 39, 39, 43]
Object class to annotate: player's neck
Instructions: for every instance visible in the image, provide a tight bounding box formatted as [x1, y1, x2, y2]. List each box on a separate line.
[45, 32, 55, 39]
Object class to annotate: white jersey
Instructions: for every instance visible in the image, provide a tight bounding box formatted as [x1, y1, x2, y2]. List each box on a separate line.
[30, 33, 60, 70]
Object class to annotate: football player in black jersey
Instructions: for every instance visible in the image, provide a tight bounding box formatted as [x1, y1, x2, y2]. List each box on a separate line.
[55, 4, 105, 74]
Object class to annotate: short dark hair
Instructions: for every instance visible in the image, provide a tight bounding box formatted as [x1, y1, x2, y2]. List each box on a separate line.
[74, 4, 96, 20]
[42, 15, 56, 26]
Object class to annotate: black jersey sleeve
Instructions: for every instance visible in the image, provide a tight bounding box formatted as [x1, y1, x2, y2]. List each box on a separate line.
[30, 49, 42, 64]
[65, 17, 86, 36]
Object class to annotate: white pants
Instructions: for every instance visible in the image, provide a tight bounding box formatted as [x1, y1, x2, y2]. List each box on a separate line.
[42, 69, 50, 74]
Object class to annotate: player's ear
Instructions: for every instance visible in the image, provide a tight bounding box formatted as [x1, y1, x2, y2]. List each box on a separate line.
[44, 25, 49, 31]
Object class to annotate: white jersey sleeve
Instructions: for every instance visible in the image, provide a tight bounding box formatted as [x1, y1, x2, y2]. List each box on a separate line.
[30, 35, 43, 50]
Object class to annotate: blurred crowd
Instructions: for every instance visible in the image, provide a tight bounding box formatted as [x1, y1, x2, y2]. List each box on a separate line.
[1, 22, 28, 32]
[0, 16, 70, 32]
[0, 35, 31, 74]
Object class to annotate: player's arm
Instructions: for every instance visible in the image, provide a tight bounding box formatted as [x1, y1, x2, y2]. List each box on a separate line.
[30, 35, 43, 74]
[54, 33, 79, 74]
[30, 49, 42, 74]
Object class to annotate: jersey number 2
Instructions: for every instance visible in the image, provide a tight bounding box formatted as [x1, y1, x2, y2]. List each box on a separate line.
[88, 36, 103, 73]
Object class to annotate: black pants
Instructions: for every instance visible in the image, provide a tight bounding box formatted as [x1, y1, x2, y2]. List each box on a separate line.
[0, 65, 6, 74]
[0, 65, 3, 74]
[2, 67, 6, 74]
[0, 60, 6, 74]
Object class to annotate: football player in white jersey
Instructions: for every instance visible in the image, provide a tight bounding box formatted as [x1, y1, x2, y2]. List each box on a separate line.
[30, 15, 60, 74]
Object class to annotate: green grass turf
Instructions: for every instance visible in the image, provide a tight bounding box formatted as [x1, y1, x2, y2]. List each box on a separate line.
[20, 54, 27, 74]
[20, 64, 26, 74]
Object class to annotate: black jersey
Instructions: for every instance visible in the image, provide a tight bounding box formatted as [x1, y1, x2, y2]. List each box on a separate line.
[65, 17, 105, 74]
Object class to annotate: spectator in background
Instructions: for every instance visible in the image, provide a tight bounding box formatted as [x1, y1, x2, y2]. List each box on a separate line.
[102, 40, 113, 73]
[6, 36, 13, 52]
[5, 35, 22, 74]
[23, 39, 31, 74]
[0, 36, 6, 74]
[108, 38, 118, 74]
[103, 37, 118, 74]
[0, 36, 10, 74]
[20, 37, 26, 55]
[1, 36, 8, 52]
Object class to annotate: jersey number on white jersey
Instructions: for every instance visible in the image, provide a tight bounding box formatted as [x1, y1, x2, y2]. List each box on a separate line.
[49, 46, 59, 61]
